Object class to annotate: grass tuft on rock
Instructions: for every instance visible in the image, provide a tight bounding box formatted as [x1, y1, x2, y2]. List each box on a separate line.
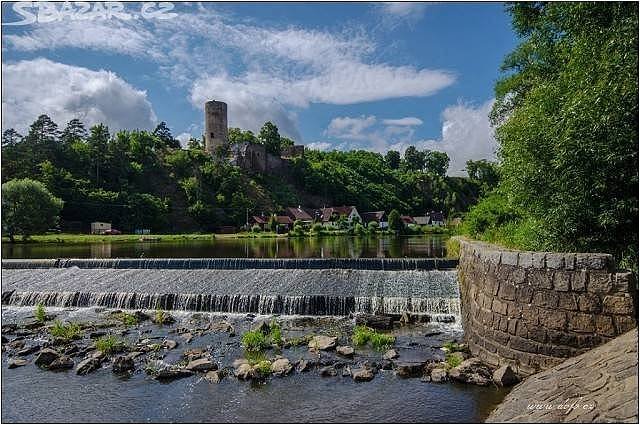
[49, 320, 82, 340]
[34, 303, 46, 323]
[95, 335, 125, 354]
[113, 312, 138, 327]
[352, 326, 395, 351]
[241, 330, 269, 352]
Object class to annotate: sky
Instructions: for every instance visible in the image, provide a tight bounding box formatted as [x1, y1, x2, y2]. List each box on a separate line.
[1, 1, 518, 175]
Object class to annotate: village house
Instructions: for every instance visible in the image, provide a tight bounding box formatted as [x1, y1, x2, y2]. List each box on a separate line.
[284, 206, 314, 224]
[400, 215, 415, 226]
[319, 206, 361, 227]
[250, 214, 294, 232]
[361, 211, 388, 229]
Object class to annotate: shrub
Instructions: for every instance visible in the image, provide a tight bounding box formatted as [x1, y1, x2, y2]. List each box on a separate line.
[96, 335, 125, 354]
[241, 329, 268, 352]
[354, 223, 366, 235]
[462, 192, 520, 238]
[367, 221, 379, 232]
[34, 303, 46, 323]
[445, 238, 460, 259]
[445, 352, 462, 369]
[311, 222, 324, 233]
[113, 312, 138, 327]
[254, 360, 272, 375]
[251, 224, 262, 233]
[50, 321, 82, 340]
[154, 309, 167, 326]
[269, 320, 282, 347]
[352, 326, 395, 351]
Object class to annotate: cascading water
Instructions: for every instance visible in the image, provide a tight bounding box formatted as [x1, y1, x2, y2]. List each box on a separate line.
[1, 259, 461, 319]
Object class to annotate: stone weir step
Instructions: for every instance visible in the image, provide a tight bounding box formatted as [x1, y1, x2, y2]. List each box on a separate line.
[2, 258, 458, 271]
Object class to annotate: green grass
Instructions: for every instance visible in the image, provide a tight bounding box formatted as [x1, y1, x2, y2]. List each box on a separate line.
[154, 309, 166, 325]
[112, 312, 138, 327]
[49, 320, 82, 340]
[442, 341, 467, 353]
[445, 352, 463, 369]
[95, 335, 125, 354]
[352, 326, 395, 351]
[34, 303, 46, 323]
[445, 238, 461, 259]
[254, 360, 272, 375]
[244, 351, 268, 365]
[2, 233, 215, 245]
[269, 319, 282, 347]
[285, 334, 312, 346]
[241, 330, 269, 352]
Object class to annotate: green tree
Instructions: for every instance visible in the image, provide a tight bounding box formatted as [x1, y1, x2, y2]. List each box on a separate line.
[2, 129, 22, 146]
[2, 178, 64, 241]
[87, 124, 110, 185]
[403, 146, 424, 171]
[153, 121, 180, 149]
[258, 122, 282, 156]
[466, 159, 500, 192]
[385, 150, 401, 169]
[423, 151, 450, 176]
[228, 128, 258, 145]
[60, 119, 87, 146]
[491, 2, 638, 266]
[388, 209, 402, 233]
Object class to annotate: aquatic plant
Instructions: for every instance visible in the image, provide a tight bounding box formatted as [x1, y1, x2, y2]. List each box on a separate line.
[269, 319, 282, 347]
[445, 352, 462, 369]
[154, 309, 166, 326]
[445, 238, 461, 259]
[49, 320, 82, 340]
[34, 302, 46, 323]
[241, 329, 268, 352]
[352, 326, 395, 351]
[96, 335, 125, 354]
[113, 312, 138, 327]
[254, 360, 272, 375]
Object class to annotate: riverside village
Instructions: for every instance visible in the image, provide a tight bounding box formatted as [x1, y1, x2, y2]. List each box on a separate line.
[0, 2, 637, 424]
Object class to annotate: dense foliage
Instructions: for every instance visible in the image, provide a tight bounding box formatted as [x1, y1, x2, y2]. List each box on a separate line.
[469, 2, 638, 270]
[2, 114, 491, 235]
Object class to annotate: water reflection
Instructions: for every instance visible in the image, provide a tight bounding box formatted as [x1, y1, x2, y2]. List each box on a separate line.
[2, 235, 448, 259]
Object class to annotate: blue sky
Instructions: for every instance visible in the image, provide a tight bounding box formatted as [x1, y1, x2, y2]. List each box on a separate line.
[1, 2, 518, 175]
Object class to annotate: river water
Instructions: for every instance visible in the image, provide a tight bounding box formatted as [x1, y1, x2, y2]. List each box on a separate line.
[1, 235, 448, 259]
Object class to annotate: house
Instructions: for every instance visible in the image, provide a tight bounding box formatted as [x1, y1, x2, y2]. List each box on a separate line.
[361, 211, 388, 229]
[412, 216, 430, 226]
[284, 206, 314, 224]
[90, 222, 111, 235]
[251, 215, 294, 231]
[250, 215, 269, 230]
[400, 215, 415, 225]
[428, 211, 446, 226]
[319, 206, 361, 226]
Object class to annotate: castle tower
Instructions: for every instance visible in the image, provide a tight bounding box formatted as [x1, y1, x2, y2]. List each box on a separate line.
[204, 100, 228, 156]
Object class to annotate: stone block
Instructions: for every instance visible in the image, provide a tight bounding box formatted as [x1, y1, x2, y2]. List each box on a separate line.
[521, 305, 539, 325]
[564, 254, 576, 270]
[602, 295, 634, 315]
[557, 293, 578, 311]
[571, 270, 588, 291]
[527, 327, 547, 343]
[498, 282, 517, 301]
[553, 271, 571, 291]
[507, 318, 518, 335]
[493, 329, 510, 345]
[532, 252, 546, 269]
[595, 315, 616, 337]
[547, 330, 577, 346]
[528, 269, 553, 289]
[515, 285, 534, 304]
[577, 293, 601, 313]
[538, 343, 573, 358]
[492, 298, 508, 315]
[614, 272, 634, 293]
[506, 301, 520, 317]
[613, 315, 637, 334]
[575, 253, 613, 271]
[538, 309, 566, 330]
[501, 251, 518, 266]
[515, 320, 528, 338]
[587, 272, 613, 293]
[567, 312, 595, 333]
[545, 254, 565, 270]
[509, 336, 537, 353]
[510, 267, 527, 284]
[532, 291, 559, 309]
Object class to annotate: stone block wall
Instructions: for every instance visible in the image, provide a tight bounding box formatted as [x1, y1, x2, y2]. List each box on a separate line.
[457, 238, 637, 376]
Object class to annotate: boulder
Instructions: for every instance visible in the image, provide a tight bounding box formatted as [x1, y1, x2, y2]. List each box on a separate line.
[186, 358, 217, 372]
[134, 311, 150, 322]
[354, 313, 393, 330]
[183, 348, 206, 360]
[383, 349, 399, 360]
[395, 361, 427, 378]
[8, 358, 28, 369]
[234, 363, 255, 380]
[449, 358, 493, 386]
[17, 345, 40, 356]
[146, 360, 193, 381]
[34, 348, 60, 368]
[351, 367, 375, 382]
[1, 335, 7, 344]
[205, 370, 224, 383]
[232, 358, 249, 368]
[210, 320, 234, 334]
[76, 356, 103, 375]
[22, 319, 44, 330]
[49, 356, 74, 370]
[8, 339, 26, 350]
[430, 368, 448, 383]
[271, 358, 293, 376]
[308, 335, 337, 351]
[336, 346, 354, 357]
[89, 331, 107, 339]
[112, 355, 135, 374]
[492, 365, 520, 387]
[163, 339, 178, 350]
[319, 366, 337, 377]
[251, 320, 271, 335]
[296, 359, 311, 373]
[381, 360, 394, 370]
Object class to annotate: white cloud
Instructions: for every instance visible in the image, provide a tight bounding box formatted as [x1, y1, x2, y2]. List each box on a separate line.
[3, 6, 455, 141]
[2, 58, 157, 133]
[306, 141, 333, 151]
[382, 117, 423, 126]
[176, 132, 192, 148]
[379, 2, 428, 18]
[326, 116, 377, 140]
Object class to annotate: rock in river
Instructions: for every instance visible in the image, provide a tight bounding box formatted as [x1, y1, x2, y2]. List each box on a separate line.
[395, 361, 427, 378]
[112, 355, 135, 374]
[430, 368, 448, 383]
[449, 358, 493, 386]
[319, 366, 337, 377]
[8, 358, 28, 369]
[492, 365, 519, 387]
[234, 363, 255, 380]
[383, 349, 399, 360]
[49, 356, 74, 370]
[351, 367, 375, 382]
[308, 336, 337, 351]
[271, 358, 293, 376]
[186, 358, 217, 372]
[34, 348, 61, 368]
[336, 346, 354, 357]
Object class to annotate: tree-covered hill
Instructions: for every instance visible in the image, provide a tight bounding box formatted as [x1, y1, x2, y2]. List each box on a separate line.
[2, 116, 493, 233]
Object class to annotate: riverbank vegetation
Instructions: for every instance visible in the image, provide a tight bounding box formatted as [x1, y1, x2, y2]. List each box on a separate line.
[463, 3, 638, 273]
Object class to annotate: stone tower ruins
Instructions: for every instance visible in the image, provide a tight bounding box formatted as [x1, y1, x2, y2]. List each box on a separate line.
[204, 100, 228, 155]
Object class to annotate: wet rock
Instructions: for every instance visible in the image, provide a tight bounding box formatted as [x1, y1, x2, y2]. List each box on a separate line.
[434, 315, 455, 323]
[2, 324, 18, 334]
[271, 358, 293, 376]
[425, 331, 443, 337]
[354, 313, 393, 330]
[146, 360, 193, 381]
[205, 370, 224, 383]
[342, 366, 352, 377]
[420, 375, 432, 383]
[34, 348, 61, 368]
[183, 348, 206, 360]
[251, 320, 271, 335]
[399, 312, 411, 325]
[381, 360, 394, 370]
[8, 358, 28, 369]
[134, 311, 150, 322]
[308, 335, 337, 351]
[492, 365, 520, 387]
[449, 358, 493, 386]
[395, 361, 427, 378]
[90, 331, 107, 339]
[430, 368, 448, 383]
[351, 367, 375, 382]
[22, 319, 44, 330]
[126, 351, 144, 360]
[63, 345, 79, 356]
[319, 366, 337, 377]
[163, 339, 178, 350]
[8, 339, 26, 350]
[152, 313, 176, 325]
[296, 359, 311, 373]
[336, 346, 354, 357]
[112, 355, 135, 374]
[186, 358, 217, 372]
[232, 358, 249, 368]
[234, 363, 255, 380]
[49, 356, 74, 370]
[76, 355, 103, 375]
[245, 314, 256, 320]
[383, 349, 399, 360]
[1, 335, 8, 344]
[17, 345, 40, 356]
[210, 320, 234, 334]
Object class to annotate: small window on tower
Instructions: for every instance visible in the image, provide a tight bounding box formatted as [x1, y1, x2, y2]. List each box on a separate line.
[210, 132, 214, 138]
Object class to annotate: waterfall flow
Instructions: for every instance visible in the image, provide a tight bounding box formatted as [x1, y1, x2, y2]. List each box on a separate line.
[2, 259, 461, 318]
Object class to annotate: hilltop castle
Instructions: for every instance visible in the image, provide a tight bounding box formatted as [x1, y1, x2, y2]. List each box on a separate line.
[204, 100, 304, 175]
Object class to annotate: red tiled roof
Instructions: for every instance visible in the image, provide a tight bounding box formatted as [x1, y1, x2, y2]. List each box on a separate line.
[362, 211, 385, 222]
[320, 206, 357, 222]
[251, 216, 267, 224]
[400, 215, 415, 224]
[284, 207, 313, 221]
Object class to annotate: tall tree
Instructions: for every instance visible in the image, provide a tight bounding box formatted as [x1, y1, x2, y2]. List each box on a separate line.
[423, 150, 450, 176]
[2, 129, 22, 146]
[403, 146, 424, 171]
[153, 121, 180, 149]
[87, 124, 110, 185]
[60, 119, 87, 145]
[258, 121, 281, 155]
[385, 150, 401, 169]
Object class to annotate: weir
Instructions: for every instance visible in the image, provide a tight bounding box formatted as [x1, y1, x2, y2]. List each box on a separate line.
[1, 258, 461, 319]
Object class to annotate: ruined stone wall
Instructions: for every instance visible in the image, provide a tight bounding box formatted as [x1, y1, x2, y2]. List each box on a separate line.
[457, 238, 637, 376]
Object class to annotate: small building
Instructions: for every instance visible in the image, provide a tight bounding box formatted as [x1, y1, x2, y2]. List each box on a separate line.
[320, 206, 361, 226]
[250, 215, 269, 230]
[400, 216, 415, 225]
[284, 206, 314, 224]
[362, 211, 388, 229]
[428, 211, 446, 226]
[90, 222, 111, 235]
[413, 216, 430, 226]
